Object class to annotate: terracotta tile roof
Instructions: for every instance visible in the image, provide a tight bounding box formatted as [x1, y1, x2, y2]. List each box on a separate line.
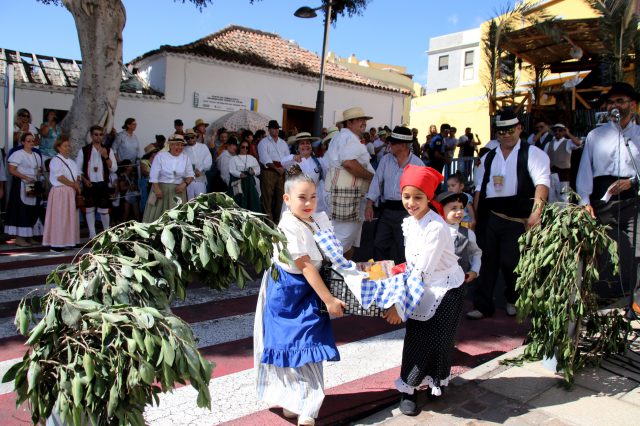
[0, 48, 162, 96]
[134, 25, 407, 94]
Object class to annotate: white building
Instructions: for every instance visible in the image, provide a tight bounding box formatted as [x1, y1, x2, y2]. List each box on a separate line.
[425, 28, 481, 94]
[1, 26, 409, 151]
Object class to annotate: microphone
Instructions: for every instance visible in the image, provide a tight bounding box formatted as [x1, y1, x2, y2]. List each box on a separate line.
[610, 108, 621, 122]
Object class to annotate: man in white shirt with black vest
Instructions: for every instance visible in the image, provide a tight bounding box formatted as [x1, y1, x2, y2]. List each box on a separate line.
[577, 82, 640, 301]
[467, 109, 550, 320]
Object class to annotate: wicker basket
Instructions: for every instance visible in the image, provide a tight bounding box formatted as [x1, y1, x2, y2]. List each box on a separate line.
[321, 267, 385, 317]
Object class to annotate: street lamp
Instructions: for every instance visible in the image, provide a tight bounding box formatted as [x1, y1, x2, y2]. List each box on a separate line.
[294, 2, 334, 137]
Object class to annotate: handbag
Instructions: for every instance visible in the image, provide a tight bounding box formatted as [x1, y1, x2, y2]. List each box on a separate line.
[326, 167, 370, 221]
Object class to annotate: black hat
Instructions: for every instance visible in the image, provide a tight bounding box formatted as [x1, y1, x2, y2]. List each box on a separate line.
[603, 82, 640, 102]
[387, 126, 414, 144]
[435, 191, 468, 207]
[494, 109, 520, 129]
[174, 119, 183, 126]
[267, 120, 281, 129]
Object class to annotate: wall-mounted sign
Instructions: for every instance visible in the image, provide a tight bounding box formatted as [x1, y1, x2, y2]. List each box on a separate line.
[193, 92, 258, 112]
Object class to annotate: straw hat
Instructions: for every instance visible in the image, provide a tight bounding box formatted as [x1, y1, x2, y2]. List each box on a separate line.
[322, 126, 339, 143]
[194, 118, 208, 128]
[167, 134, 186, 145]
[341, 107, 372, 122]
[288, 131, 320, 145]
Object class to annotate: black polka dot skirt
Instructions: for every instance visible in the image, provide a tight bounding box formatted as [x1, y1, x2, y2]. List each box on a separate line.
[400, 285, 466, 390]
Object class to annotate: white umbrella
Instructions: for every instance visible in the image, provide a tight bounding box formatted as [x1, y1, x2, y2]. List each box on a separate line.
[209, 109, 274, 133]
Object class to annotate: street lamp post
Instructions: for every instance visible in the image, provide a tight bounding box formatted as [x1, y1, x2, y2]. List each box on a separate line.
[294, 2, 333, 138]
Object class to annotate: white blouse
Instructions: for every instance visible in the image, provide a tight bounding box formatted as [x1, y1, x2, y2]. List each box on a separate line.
[49, 155, 79, 187]
[149, 151, 195, 184]
[229, 154, 261, 178]
[273, 211, 332, 274]
[8, 149, 42, 179]
[403, 210, 465, 321]
[281, 154, 326, 185]
[184, 142, 212, 183]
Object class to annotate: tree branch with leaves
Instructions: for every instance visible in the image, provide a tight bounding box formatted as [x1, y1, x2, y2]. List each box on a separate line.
[3, 193, 290, 425]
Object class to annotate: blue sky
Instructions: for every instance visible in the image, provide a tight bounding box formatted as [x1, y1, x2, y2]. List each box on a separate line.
[1, 0, 508, 86]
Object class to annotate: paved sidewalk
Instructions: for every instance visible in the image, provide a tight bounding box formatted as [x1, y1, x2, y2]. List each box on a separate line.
[357, 327, 640, 426]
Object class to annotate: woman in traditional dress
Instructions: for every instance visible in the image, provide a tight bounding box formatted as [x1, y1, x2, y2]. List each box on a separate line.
[228, 139, 261, 212]
[254, 165, 345, 426]
[142, 134, 194, 223]
[43, 137, 81, 251]
[281, 132, 328, 214]
[384, 164, 466, 416]
[5, 133, 45, 247]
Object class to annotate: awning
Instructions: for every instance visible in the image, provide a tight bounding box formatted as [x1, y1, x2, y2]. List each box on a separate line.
[500, 18, 608, 68]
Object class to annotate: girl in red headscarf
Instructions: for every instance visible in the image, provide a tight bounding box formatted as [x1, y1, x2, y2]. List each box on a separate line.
[384, 164, 466, 416]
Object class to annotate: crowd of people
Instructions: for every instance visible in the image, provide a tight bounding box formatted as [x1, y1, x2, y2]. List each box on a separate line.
[1, 81, 638, 423]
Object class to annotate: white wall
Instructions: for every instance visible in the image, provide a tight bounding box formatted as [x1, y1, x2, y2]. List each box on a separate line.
[2, 53, 405, 152]
[426, 28, 481, 94]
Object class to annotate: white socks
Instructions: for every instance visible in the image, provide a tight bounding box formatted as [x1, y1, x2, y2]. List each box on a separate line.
[85, 208, 110, 238]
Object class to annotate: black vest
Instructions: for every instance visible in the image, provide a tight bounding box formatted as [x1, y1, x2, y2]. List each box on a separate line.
[454, 226, 470, 273]
[478, 142, 535, 220]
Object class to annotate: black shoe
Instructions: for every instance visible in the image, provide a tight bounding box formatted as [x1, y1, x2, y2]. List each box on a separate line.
[49, 247, 65, 253]
[399, 392, 419, 416]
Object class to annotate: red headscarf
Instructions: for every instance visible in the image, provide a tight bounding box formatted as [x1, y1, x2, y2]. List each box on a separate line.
[399, 164, 444, 216]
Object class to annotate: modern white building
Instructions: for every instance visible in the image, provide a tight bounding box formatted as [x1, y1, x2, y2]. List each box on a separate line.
[425, 28, 481, 94]
[1, 26, 410, 151]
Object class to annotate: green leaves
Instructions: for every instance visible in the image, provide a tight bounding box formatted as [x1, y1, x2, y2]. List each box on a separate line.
[513, 200, 630, 384]
[6, 193, 287, 425]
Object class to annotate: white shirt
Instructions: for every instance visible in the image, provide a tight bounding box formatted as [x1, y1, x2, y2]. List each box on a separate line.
[229, 154, 261, 178]
[273, 211, 332, 274]
[49, 155, 79, 187]
[325, 128, 374, 173]
[149, 151, 195, 184]
[216, 150, 234, 185]
[75, 145, 117, 182]
[403, 210, 465, 321]
[8, 149, 42, 180]
[474, 141, 550, 198]
[576, 121, 640, 204]
[184, 142, 212, 183]
[257, 135, 290, 167]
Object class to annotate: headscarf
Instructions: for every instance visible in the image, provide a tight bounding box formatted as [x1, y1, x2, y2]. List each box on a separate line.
[399, 164, 444, 216]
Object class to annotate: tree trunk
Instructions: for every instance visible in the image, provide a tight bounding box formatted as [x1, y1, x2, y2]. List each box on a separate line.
[61, 0, 126, 153]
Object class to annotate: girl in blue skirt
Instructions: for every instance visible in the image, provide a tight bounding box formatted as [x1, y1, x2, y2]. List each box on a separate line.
[254, 165, 345, 426]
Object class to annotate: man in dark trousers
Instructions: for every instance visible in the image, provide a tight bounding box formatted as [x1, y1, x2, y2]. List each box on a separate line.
[364, 126, 425, 264]
[467, 109, 550, 320]
[427, 123, 451, 174]
[577, 82, 640, 303]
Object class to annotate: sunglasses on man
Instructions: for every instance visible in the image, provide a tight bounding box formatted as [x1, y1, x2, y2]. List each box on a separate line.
[496, 127, 517, 136]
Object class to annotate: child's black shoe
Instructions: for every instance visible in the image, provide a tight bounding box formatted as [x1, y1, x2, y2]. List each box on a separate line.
[399, 392, 419, 416]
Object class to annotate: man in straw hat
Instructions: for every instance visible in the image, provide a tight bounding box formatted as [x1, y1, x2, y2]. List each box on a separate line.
[325, 107, 375, 259]
[467, 108, 550, 320]
[365, 126, 425, 264]
[577, 82, 640, 305]
[257, 120, 290, 223]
